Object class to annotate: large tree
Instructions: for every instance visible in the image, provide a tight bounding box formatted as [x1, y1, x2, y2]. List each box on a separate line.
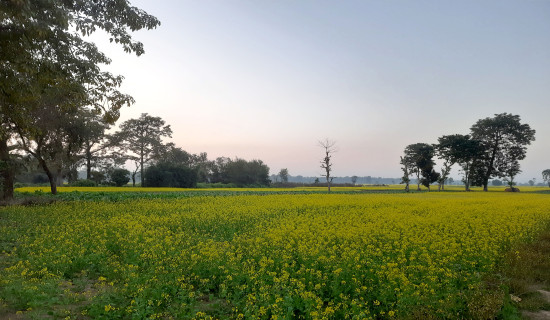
[115, 113, 172, 187]
[436, 134, 483, 191]
[1, 0, 160, 197]
[470, 113, 535, 191]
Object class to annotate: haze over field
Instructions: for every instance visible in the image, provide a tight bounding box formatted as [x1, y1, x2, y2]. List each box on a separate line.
[92, 0, 550, 182]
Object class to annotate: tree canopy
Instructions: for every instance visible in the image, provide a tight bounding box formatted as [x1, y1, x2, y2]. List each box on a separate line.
[1, 0, 160, 197]
[470, 113, 535, 191]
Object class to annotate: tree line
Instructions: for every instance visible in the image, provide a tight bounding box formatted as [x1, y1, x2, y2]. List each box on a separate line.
[400, 113, 536, 192]
[0, 1, 269, 200]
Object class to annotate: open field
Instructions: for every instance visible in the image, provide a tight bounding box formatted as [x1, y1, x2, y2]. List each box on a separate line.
[1, 188, 550, 319]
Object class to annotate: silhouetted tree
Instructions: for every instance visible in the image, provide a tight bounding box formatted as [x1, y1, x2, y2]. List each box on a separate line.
[114, 113, 172, 187]
[470, 113, 535, 191]
[399, 156, 413, 192]
[403, 143, 436, 191]
[278, 168, 289, 183]
[319, 139, 336, 192]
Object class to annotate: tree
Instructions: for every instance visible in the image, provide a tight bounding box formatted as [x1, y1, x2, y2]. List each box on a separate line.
[435, 135, 464, 191]
[402, 143, 436, 191]
[143, 163, 198, 188]
[470, 113, 535, 191]
[319, 139, 336, 192]
[1, 1, 160, 197]
[278, 168, 289, 183]
[16, 105, 92, 194]
[436, 134, 483, 191]
[351, 175, 358, 184]
[110, 168, 130, 187]
[224, 158, 270, 187]
[399, 156, 413, 192]
[492, 179, 503, 186]
[115, 114, 173, 187]
[543, 169, 550, 188]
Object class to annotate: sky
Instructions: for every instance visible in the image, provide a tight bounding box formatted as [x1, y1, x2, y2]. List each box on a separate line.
[92, 0, 550, 182]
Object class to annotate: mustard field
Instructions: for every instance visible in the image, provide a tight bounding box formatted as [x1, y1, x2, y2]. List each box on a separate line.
[1, 190, 550, 319]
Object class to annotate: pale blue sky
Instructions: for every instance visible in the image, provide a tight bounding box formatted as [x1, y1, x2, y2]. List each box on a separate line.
[94, 0, 550, 182]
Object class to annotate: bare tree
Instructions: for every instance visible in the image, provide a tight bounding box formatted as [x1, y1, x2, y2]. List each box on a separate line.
[319, 139, 336, 192]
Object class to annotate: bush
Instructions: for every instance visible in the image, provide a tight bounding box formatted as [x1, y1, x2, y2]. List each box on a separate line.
[143, 163, 198, 188]
[110, 168, 130, 187]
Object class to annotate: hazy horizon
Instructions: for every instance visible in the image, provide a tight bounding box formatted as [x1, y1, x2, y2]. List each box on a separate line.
[90, 0, 549, 183]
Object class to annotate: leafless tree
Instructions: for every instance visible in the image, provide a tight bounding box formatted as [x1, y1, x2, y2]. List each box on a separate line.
[319, 139, 336, 192]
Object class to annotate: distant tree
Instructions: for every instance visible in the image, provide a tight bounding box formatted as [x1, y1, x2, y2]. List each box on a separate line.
[435, 134, 465, 191]
[319, 139, 336, 192]
[278, 168, 289, 183]
[114, 113, 172, 187]
[435, 134, 483, 191]
[543, 169, 550, 188]
[143, 163, 198, 188]
[314, 178, 320, 185]
[399, 156, 413, 192]
[79, 112, 117, 180]
[403, 143, 436, 191]
[209, 157, 231, 184]
[223, 158, 270, 186]
[448, 177, 454, 185]
[492, 179, 503, 186]
[528, 180, 535, 186]
[110, 168, 131, 187]
[351, 175, 358, 184]
[470, 113, 535, 191]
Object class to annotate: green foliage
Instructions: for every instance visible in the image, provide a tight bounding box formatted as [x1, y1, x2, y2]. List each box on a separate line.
[114, 113, 173, 186]
[470, 113, 536, 190]
[403, 143, 438, 190]
[492, 179, 503, 186]
[1, 0, 160, 197]
[110, 168, 130, 187]
[143, 163, 198, 188]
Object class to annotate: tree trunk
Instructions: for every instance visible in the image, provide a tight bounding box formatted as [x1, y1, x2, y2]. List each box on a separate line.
[56, 167, 63, 186]
[140, 148, 144, 187]
[86, 146, 92, 180]
[132, 173, 136, 187]
[37, 158, 57, 195]
[0, 137, 14, 200]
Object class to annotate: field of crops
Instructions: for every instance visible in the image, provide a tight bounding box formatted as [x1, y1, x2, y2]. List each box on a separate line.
[1, 188, 550, 319]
